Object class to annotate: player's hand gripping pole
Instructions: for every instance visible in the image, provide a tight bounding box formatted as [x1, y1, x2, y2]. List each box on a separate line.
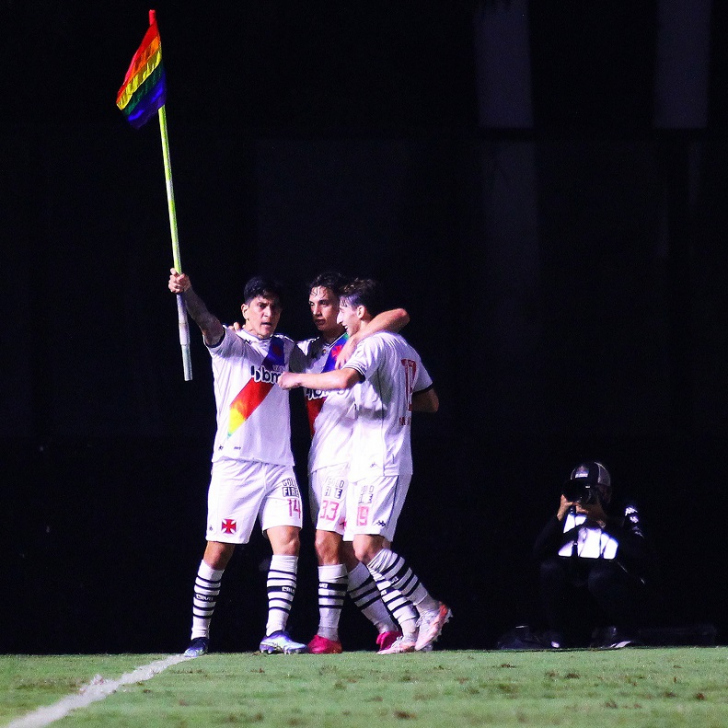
[157, 104, 192, 381]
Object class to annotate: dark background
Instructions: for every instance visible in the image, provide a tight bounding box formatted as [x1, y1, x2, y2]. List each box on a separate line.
[2, 1, 727, 653]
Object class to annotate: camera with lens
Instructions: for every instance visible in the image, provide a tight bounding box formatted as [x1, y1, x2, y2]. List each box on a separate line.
[562, 481, 601, 505]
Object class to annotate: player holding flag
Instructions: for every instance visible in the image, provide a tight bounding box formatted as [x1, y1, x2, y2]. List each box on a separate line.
[117, 10, 192, 380]
[168, 270, 308, 656]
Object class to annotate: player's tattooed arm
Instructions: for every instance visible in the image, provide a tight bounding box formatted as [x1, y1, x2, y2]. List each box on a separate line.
[168, 268, 224, 346]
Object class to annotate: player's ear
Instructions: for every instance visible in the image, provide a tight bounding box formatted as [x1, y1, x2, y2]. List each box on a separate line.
[241, 303, 248, 320]
[356, 304, 366, 320]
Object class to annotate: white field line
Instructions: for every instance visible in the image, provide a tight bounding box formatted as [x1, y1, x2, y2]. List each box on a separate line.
[5, 654, 193, 728]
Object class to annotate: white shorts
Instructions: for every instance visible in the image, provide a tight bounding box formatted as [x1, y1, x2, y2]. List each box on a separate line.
[343, 474, 411, 543]
[309, 463, 349, 535]
[206, 458, 302, 544]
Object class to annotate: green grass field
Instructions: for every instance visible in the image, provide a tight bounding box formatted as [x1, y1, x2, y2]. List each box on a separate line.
[3, 648, 728, 728]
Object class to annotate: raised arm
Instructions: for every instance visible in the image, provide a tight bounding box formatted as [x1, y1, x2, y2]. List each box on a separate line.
[336, 308, 410, 368]
[168, 269, 224, 346]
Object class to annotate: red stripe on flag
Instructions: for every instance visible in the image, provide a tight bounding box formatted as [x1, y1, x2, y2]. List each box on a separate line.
[116, 11, 163, 109]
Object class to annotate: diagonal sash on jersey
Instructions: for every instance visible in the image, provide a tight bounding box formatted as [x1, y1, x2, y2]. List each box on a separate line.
[228, 336, 285, 437]
[305, 332, 348, 436]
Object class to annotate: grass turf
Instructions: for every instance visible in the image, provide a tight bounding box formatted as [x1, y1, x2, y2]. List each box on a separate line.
[2, 648, 728, 727]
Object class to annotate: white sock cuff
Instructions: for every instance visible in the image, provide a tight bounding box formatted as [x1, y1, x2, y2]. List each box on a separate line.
[270, 554, 298, 573]
[199, 560, 224, 582]
[319, 564, 347, 581]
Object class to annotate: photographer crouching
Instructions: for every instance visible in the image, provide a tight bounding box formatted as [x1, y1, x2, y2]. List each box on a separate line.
[533, 461, 657, 649]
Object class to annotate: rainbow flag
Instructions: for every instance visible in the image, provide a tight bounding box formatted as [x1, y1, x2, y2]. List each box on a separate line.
[116, 10, 166, 129]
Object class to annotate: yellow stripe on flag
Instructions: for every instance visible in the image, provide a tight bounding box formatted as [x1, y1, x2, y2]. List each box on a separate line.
[116, 40, 162, 110]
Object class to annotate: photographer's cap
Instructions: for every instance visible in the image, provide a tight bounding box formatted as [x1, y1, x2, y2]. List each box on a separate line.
[569, 461, 611, 487]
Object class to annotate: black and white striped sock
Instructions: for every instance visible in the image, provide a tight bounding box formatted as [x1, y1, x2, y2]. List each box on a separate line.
[190, 560, 224, 639]
[317, 564, 347, 641]
[366, 549, 427, 636]
[265, 554, 298, 635]
[347, 561, 398, 633]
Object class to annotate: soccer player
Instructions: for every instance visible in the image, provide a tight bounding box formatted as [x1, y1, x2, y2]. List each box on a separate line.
[279, 278, 451, 654]
[298, 272, 409, 654]
[168, 269, 308, 657]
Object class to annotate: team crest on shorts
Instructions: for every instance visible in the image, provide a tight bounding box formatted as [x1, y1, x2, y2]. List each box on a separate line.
[221, 518, 237, 534]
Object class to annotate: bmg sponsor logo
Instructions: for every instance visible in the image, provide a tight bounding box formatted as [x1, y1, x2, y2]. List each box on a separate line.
[250, 365, 283, 384]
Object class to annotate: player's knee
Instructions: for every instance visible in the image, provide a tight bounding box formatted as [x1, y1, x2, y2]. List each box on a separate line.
[353, 534, 387, 565]
[314, 531, 340, 564]
[203, 541, 235, 570]
[268, 526, 300, 555]
[353, 543, 375, 565]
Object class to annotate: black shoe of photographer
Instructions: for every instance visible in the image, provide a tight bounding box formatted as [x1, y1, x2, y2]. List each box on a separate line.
[593, 626, 641, 649]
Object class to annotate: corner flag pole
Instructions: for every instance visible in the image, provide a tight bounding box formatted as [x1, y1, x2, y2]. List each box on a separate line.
[157, 103, 193, 381]
[116, 9, 192, 381]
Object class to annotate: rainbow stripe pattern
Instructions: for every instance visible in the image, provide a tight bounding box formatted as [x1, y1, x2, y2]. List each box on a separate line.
[305, 333, 348, 435]
[228, 337, 286, 437]
[116, 10, 166, 129]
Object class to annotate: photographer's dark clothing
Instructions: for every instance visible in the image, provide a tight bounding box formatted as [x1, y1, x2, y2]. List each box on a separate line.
[534, 501, 656, 646]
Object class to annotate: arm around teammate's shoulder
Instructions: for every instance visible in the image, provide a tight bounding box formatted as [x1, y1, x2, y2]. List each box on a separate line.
[335, 308, 409, 368]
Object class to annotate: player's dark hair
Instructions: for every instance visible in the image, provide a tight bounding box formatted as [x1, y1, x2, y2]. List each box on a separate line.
[244, 276, 284, 305]
[340, 278, 383, 316]
[308, 271, 349, 297]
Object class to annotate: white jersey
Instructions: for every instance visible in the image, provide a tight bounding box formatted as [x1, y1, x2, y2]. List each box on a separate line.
[297, 333, 355, 473]
[207, 327, 299, 466]
[558, 513, 619, 560]
[343, 331, 433, 480]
